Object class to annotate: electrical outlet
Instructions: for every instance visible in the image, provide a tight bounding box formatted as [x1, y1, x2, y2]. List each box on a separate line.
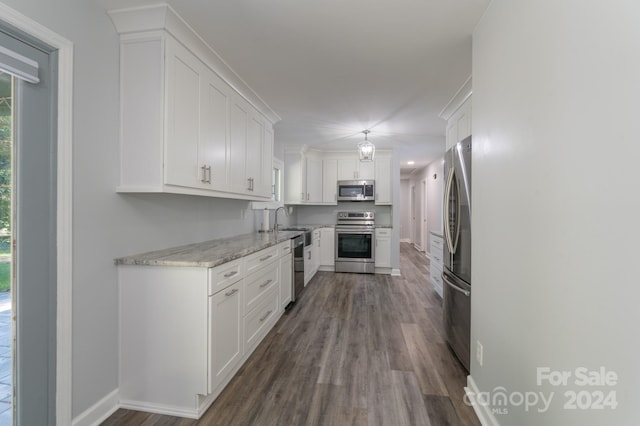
[476, 341, 484, 366]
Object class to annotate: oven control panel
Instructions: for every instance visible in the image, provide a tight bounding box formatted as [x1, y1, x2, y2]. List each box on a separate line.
[337, 211, 374, 220]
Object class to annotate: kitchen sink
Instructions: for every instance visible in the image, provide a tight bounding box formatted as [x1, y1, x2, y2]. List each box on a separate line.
[278, 227, 312, 246]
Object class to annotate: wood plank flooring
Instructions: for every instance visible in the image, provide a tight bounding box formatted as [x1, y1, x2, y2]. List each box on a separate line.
[102, 243, 479, 426]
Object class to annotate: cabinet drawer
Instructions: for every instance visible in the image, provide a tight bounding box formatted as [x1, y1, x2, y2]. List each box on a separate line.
[376, 228, 391, 237]
[244, 287, 279, 351]
[430, 235, 443, 250]
[278, 240, 291, 257]
[244, 261, 278, 315]
[430, 263, 443, 295]
[208, 258, 244, 295]
[245, 245, 278, 274]
[430, 248, 444, 266]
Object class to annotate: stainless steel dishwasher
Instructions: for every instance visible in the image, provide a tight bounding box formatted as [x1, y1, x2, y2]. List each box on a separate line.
[288, 234, 305, 310]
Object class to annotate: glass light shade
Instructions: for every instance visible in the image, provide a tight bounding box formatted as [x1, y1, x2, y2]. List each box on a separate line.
[358, 140, 375, 162]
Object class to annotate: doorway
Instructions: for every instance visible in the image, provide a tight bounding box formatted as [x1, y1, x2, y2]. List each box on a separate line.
[0, 25, 58, 425]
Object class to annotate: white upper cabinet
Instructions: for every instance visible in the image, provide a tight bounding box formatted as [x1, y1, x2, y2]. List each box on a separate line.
[374, 155, 392, 205]
[109, 5, 279, 201]
[441, 77, 472, 151]
[322, 159, 338, 204]
[305, 156, 323, 203]
[229, 96, 249, 194]
[164, 39, 202, 189]
[337, 158, 374, 180]
[284, 150, 304, 204]
[200, 69, 231, 191]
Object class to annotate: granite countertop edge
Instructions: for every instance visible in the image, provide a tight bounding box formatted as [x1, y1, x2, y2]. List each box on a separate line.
[115, 230, 303, 268]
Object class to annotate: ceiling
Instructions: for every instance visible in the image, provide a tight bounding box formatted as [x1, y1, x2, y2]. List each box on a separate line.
[100, 0, 489, 176]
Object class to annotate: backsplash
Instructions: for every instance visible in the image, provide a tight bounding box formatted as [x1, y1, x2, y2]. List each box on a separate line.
[294, 202, 392, 226]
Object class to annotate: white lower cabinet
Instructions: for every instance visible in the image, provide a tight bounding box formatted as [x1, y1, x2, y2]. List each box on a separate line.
[279, 243, 293, 309]
[303, 245, 313, 286]
[208, 280, 242, 393]
[319, 227, 335, 270]
[429, 233, 444, 297]
[118, 243, 292, 418]
[375, 228, 392, 269]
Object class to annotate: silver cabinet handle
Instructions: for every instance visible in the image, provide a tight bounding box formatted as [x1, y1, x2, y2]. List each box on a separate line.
[225, 288, 238, 297]
[307, 193, 310, 201]
[259, 279, 273, 288]
[201, 165, 207, 183]
[223, 270, 237, 278]
[206, 166, 212, 183]
[260, 254, 273, 261]
[259, 310, 272, 322]
[247, 178, 252, 191]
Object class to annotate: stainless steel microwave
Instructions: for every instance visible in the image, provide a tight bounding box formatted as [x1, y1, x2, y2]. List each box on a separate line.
[337, 180, 375, 201]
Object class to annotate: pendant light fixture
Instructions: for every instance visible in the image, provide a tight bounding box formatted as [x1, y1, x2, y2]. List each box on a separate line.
[358, 130, 375, 162]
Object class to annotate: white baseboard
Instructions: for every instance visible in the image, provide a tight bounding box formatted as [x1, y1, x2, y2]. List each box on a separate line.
[119, 399, 199, 419]
[318, 265, 335, 272]
[391, 268, 401, 276]
[72, 389, 119, 426]
[465, 375, 500, 426]
[400, 238, 411, 243]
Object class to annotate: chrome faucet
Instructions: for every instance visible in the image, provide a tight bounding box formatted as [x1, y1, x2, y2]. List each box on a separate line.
[274, 206, 286, 232]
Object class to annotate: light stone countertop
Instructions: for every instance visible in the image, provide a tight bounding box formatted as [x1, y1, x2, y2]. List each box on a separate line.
[115, 230, 302, 268]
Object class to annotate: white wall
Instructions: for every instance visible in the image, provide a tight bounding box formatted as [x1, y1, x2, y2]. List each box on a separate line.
[473, 1, 640, 425]
[0, 0, 261, 419]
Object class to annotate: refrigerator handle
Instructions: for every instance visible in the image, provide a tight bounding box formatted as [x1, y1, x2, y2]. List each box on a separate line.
[443, 167, 455, 254]
[443, 273, 471, 297]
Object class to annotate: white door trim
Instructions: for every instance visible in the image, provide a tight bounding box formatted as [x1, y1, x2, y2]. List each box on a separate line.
[0, 3, 74, 424]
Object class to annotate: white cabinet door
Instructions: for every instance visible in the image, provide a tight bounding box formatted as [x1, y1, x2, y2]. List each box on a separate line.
[246, 113, 265, 196]
[337, 157, 374, 180]
[319, 227, 335, 267]
[358, 161, 375, 180]
[322, 159, 337, 204]
[229, 96, 249, 194]
[303, 245, 313, 286]
[312, 230, 321, 275]
[164, 39, 202, 188]
[200, 69, 230, 191]
[374, 156, 392, 205]
[262, 125, 274, 197]
[305, 156, 323, 203]
[337, 158, 358, 180]
[284, 150, 305, 204]
[375, 228, 392, 268]
[446, 96, 472, 150]
[208, 280, 243, 393]
[280, 253, 292, 309]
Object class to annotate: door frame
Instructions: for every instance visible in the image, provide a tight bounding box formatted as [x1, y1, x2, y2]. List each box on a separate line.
[0, 3, 73, 424]
[421, 179, 427, 251]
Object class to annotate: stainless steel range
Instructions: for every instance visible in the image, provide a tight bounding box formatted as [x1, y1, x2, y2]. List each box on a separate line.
[334, 211, 375, 274]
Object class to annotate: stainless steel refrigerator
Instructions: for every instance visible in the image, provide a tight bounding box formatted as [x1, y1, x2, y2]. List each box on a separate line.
[443, 135, 472, 371]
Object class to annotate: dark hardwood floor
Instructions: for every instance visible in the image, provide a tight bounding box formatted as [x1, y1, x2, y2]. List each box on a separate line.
[102, 243, 479, 426]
